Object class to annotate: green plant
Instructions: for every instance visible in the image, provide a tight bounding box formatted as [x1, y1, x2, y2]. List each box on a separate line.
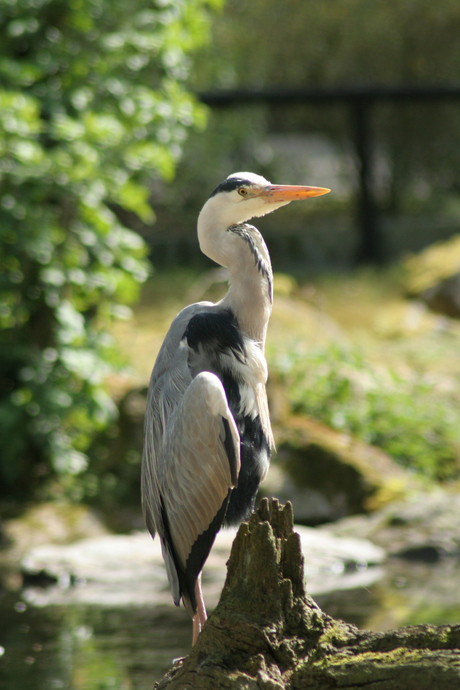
[270, 343, 460, 480]
[0, 0, 221, 500]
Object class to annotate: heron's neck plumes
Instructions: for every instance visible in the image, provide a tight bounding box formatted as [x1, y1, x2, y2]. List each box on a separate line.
[197, 204, 273, 345]
[224, 230, 273, 345]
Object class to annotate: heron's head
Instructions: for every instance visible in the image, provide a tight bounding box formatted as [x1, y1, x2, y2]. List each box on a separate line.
[197, 171, 330, 269]
[203, 171, 330, 228]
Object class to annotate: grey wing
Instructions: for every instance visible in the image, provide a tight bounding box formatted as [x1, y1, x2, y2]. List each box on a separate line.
[141, 306, 240, 608]
[141, 302, 212, 540]
[159, 372, 240, 568]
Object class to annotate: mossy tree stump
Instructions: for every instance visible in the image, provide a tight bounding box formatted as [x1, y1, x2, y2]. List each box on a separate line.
[155, 499, 460, 689]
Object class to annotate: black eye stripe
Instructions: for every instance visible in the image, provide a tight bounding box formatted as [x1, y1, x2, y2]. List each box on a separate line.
[209, 178, 254, 198]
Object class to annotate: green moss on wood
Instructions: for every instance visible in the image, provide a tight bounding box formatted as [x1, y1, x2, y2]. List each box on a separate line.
[155, 500, 460, 690]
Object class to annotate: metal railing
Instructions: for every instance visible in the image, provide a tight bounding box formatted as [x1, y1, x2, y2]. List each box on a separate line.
[199, 85, 460, 263]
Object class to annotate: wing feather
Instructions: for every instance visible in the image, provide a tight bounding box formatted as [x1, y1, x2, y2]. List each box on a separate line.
[159, 372, 240, 568]
[141, 304, 209, 542]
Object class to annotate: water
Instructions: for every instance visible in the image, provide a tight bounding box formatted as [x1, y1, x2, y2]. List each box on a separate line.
[0, 597, 190, 690]
[315, 557, 460, 631]
[1, 557, 459, 689]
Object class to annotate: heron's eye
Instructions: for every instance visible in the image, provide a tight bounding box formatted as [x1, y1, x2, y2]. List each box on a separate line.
[238, 188, 248, 197]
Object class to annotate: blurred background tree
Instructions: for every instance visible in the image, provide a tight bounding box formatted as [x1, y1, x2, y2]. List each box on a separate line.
[0, 0, 220, 502]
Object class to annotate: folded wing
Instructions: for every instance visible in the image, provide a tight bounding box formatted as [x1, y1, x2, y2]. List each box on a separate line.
[142, 369, 240, 615]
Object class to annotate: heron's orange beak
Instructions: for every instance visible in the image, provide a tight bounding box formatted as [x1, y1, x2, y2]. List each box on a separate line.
[261, 184, 331, 202]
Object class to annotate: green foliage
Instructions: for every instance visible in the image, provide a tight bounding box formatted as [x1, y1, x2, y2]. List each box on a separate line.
[270, 343, 460, 480]
[0, 0, 220, 499]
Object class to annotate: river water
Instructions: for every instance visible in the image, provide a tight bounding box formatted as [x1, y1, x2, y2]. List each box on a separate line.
[0, 596, 190, 690]
[1, 556, 459, 690]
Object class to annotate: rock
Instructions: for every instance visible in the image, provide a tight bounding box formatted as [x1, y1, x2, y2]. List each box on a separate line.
[0, 503, 109, 593]
[318, 487, 460, 560]
[405, 234, 460, 318]
[2, 503, 108, 562]
[266, 416, 418, 524]
[20, 521, 385, 608]
[21, 532, 170, 607]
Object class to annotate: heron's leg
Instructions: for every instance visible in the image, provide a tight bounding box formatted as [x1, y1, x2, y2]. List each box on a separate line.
[192, 573, 207, 645]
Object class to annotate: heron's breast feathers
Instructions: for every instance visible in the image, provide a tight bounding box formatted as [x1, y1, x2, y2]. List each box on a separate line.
[181, 309, 274, 448]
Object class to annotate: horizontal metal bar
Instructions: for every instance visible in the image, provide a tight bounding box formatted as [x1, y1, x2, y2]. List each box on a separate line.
[198, 84, 460, 107]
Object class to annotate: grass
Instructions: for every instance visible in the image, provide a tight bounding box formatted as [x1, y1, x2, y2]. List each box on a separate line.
[270, 342, 460, 480]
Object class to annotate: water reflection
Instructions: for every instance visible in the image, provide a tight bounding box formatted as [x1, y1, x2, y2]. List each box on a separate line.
[0, 595, 190, 690]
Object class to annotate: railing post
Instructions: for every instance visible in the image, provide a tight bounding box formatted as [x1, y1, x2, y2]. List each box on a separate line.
[352, 98, 383, 263]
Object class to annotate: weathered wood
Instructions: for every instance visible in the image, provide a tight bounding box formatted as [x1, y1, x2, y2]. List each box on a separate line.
[155, 499, 460, 689]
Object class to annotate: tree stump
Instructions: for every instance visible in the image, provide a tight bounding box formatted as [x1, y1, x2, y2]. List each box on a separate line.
[155, 499, 460, 689]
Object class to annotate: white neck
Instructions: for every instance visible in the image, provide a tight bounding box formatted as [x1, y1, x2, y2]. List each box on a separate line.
[197, 200, 273, 345]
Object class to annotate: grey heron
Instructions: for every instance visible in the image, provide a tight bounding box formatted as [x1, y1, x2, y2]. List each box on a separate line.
[141, 172, 330, 644]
